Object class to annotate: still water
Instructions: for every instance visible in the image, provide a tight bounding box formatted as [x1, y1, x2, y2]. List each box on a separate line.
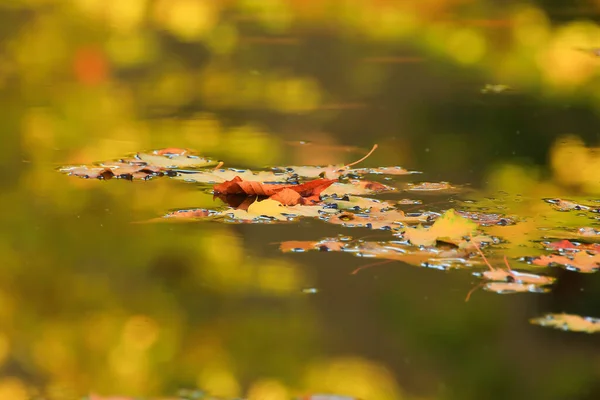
[2, 1, 600, 400]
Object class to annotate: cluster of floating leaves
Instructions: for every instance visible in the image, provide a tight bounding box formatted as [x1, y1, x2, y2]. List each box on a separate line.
[60, 148, 599, 334]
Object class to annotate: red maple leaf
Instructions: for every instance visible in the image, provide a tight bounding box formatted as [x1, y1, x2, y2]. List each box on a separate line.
[213, 176, 336, 205]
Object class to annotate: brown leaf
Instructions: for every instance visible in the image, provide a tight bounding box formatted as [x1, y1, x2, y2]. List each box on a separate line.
[546, 239, 600, 253]
[269, 188, 303, 206]
[213, 176, 336, 204]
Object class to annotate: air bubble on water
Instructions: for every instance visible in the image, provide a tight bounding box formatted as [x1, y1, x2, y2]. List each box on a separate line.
[302, 288, 319, 294]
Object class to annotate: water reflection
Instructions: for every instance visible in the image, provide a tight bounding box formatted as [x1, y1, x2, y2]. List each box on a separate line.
[2, 1, 600, 400]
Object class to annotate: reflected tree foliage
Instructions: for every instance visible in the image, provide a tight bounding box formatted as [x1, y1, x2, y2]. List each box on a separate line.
[1, 1, 600, 400]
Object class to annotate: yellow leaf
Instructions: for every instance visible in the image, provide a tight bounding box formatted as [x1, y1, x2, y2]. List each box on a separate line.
[403, 209, 477, 246]
[247, 199, 287, 220]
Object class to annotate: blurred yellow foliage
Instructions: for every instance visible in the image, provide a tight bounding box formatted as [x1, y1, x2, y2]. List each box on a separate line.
[197, 362, 241, 398]
[550, 135, 600, 193]
[0, 378, 28, 400]
[153, 0, 218, 41]
[247, 379, 289, 400]
[303, 357, 403, 400]
[4, 0, 600, 399]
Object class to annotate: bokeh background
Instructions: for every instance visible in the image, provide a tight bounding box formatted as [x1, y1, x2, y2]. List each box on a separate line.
[2, 0, 600, 399]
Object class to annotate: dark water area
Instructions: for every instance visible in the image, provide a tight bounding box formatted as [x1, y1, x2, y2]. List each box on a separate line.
[2, 1, 600, 400]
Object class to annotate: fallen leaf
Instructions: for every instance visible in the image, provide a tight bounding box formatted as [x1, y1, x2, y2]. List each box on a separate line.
[543, 198, 598, 212]
[61, 162, 163, 180]
[174, 168, 294, 184]
[397, 198, 423, 205]
[347, 166, 417, 176]
[402, 209, 477, 246]
[279, 239, 348, 252]
[532, 252, 600, 273]
[213, 176, 336, 205]
[353, 241, 473, 270]
[270, 188, 303, 205]
[470, 237, 556, 286]
[60, 148, 216, 180]
[481, 282, 550, 294]
[530, 313, 600, 333]
[545, 239, 600, 253]
[322, 195, 395, 211]
[135, 149, 214, 168]
[164, 209, 216, 219]
[327, 210, 432, 230]
[321, 180, 396, 196]
[405, 181, 458, 192]
[247, 198, 287, 218]
[541, 227, 600, 242]
[456, 210, 515, 226]
[225, 200, 327, 222]
[578, 227, 600, 237]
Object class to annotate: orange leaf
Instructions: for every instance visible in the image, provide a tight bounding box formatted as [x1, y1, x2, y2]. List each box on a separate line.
[546, 239, 600, 253]
[213, 176, 336, 202]
[269, 188, 302, 205]
[533, 253, 600, 273]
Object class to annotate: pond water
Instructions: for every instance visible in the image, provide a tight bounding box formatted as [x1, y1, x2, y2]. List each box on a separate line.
[2, 1, 600, 400]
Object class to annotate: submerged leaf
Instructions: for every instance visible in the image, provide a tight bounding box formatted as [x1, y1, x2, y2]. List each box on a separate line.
[482, 282, 550, 295]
